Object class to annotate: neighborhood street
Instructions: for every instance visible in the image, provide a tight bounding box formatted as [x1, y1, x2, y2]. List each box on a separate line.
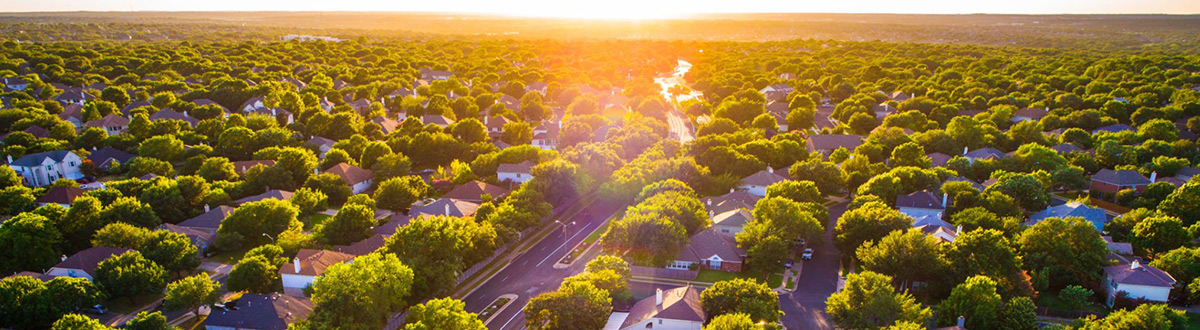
[461, 199, 625, 330]
[779, 201, 847, 330]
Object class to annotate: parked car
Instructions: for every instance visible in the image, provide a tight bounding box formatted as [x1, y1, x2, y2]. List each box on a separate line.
[783, 258, 794, 268]
[801, 248, 814, 260]
[81, 304, 107, 315]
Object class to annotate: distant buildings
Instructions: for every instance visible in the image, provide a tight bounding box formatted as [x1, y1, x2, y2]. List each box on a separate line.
[8, 150, 85, 187]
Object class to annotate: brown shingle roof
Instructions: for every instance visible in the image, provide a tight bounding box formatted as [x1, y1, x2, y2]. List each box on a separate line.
[1105, 262, 1176, 287]
[36, 186, 86, 205]
[497, 161, 534, 174]
[621, 285, 705, 328]
[178, 206, 236, 229]
[1092, 169, 1152, 186]
[442, 181, 509, 202]
[234, 190, 294, 205]
[85, 114, 130, 128]
[52, 247, 133, 276]
[323, 163, 374, 186]
[279, 249, 354, 277]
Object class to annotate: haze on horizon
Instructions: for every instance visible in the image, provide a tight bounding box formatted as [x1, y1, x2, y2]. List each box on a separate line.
[2, 0, 1199, 19]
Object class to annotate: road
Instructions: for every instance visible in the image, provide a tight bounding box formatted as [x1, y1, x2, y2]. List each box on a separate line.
[461, 199, 625, 330]
[778, 201, 847, 330]
[667, 109, 695, 143]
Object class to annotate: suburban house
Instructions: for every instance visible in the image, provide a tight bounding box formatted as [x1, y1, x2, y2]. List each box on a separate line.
[85, 114, 131, 135]
[963, 147, 1007, 162]
[701, 190, 761, 215]
[3, 76, 28, 91]
[1103, 261, 1175, 307]
[618, 285, 705, 330]
[1049, 143, 1085, 156]
[442, 180, 510, 203]
[178, 205, 237, 231]
[231, 160, 276, 175]
[759, 83, 794, 95]
[1090, 169, 1152, 194]
[497, 161, 535, 184]
[86, 147, 135, 170]
[9, 150, 85, 187]
[670, 228, 745, 272]
[1175, 167, 1200, 181]
[240, 96, 266, 112]
[47, 247, 133, 281]
[202, 293, 313, 330]
[120, 100, 152, 116]
[280, 249, 355, 293]
[484, 115, 512, 134]
[1093, 124, 1136, 135]
[1012, 107, 1049, 123]
[149, 108, 200, 127]
[35, 185, 86, 207]
[710, 209, 752, 237]
[805, 134, 862, 157]
[159, 223, 216, 256]
[370, 117, 399, 135]
[324, 163, 375, 194]
[914, 217, 960, 243]
[890, 91, 913, 102]
[896, 191, 946, 220]
[498, 95, 521, 110]
[419, 67, 454, 81]
[305, 136, 337, 158]
[234, 190, 294, 205]
[1103, 236, 1134, 255]
[738, 168, 788, 196]
[54, 89, 94, 106]
[526, 82, 549, 95]
[409, 198, 479, 217]
[421, 114, 455, 128]
[928, 152, 952, 167]
[1, 125, 49, 140]
[59, 104, 84, 127]
[1025, 201, 1108, 231]
[250, 107, 295, 125]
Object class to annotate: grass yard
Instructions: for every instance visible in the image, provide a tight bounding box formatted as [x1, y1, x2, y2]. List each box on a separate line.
[768, 273, 783, 288]
[1186, 313, 1200, 330]
[205, 245, 251, 265]
[304, 213, 333, 230]
[1036, 292, 1109, 314]
[583, 220, 610, 245]
[695, 269, 784, 287]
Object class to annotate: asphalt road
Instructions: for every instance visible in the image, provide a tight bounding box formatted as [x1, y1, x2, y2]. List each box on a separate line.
[667, 109, 695, 143]
[778, 201, 847, 330]
[462, 199, 625, 330]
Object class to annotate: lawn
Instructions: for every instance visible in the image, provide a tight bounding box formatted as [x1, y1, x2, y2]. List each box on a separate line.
[304, 213, 333, 230]
[205, 245, 251, 265]
[583, 219, 610, 245]
[1036, 292, 1108, 314]
[695, 269, 783, 287]
[1186, 313, 1200, 330]
[180, 315, 206, 330]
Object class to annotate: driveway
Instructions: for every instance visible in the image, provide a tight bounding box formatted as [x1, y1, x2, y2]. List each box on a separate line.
[778, 201, 847, 330]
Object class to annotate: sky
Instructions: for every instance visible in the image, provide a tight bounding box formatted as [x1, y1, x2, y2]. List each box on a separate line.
[3, 0, 1198, 19]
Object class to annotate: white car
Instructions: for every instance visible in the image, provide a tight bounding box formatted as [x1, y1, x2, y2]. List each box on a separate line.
[801, 248, 814, 260]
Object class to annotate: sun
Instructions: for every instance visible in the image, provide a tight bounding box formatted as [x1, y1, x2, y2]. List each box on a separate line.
[484, 2, 691, 20]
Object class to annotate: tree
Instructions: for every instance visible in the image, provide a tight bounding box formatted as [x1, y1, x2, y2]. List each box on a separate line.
[91, 222, 150, 249]
[889, 142, 931, 168]
[375, 176, 429, 211]
[1138, 118, 1179, 141]
[602, 211, 687, 266]
[315, 204, 374, 245]
[216, 199, 301, 250]
[1151, 247, 1200, 292]
[307, 253, 414, 330]
[585, 255, 631, 280]
[225, 256, 278, 293]
[936, 276, 1003, 329]
[125, 311, 177, 330]
[1132, 215, 1190, 256]
[141, 230, 200, 275]
[700, 278, 781, 323]
[0, 213, 61, 274]
[290, 187, 328, 218]
[984, 172, 1049, 211]
[825, 271, 931, 330]
[1058, 285, 1093, 311]
[51, 314, 114, 330]
[385, 215, 497, 301]
[943, 229, 1028, 297]
[950, 207, 1018, 234]
[403, 297, 486, 330]
[704, 313, 768, 330]
[197, 157, 238, 181]
[1159, 180, 1200, 224]
[138, 135, 185, 162]
[501, 121, 533, 145]
[303, 173, 354, 205]
[834, 202, 910, 254]
[99, 196, 161, 228]
[1077, 304, 1186, 330]
[0, 276, 102, 330]
[857, 229, 947, 289]
[996, 297, 1038, 330]
[94, 251, 167, 302]
[164, 274, 219, 317]
[786, 107, 816, 131]
[524, 281, 612, 330]
[764, 180, 823, 204]
[1018, 217, 1108, 290]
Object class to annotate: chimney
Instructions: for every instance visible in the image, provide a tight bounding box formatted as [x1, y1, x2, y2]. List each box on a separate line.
[767, 167, 774, 174]
[1150, 172, 1157, 182]
[942, 193, 948, 208]
[956, 225, 962, 235]
[484, 116, 488, 125]
[655, 288, 663, 306]
[709, 210, 715, 218]
[293, 258, 301, 273]
[956, 316, 965, 328]
[706, 199, 712, 206]
[271, 108, 277, 116]
[444, 203, 451, 216]
[963, 147, 969, 155]
[183, 111, 189, 118]
[61, 255, 68, 262]
[204, 204, 211, 212]
[6, 155, 11, 164]
[92, 146, 97, 151]
[729, 188, 735, 193]
[1131, 260, 1141, 270]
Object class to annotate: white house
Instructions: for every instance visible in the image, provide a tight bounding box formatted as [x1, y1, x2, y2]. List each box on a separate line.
[896, 191, 946, 220]
[497, 161, 535, 184]
[323, 163, 374, 194]
[9, 150, 85, 187]
[85, 114, 130, 136]
[47, 247, 133, 281]
[279, 249, 354, 295]
[1103, 261, 1176, 307]
[738, 168, 788, 196]
[619, 285, 705, 330]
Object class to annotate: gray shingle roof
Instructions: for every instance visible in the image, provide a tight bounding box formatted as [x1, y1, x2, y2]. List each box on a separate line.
[896, 191, 945, 210]
[1026, 202, 1107, 231]
[1105, 262, 1176, 287]
[621, 285, 705, 328]
[203, 293, 312, 330]
[1091, 169, 1151, 186]
[10, 150, 75, 167]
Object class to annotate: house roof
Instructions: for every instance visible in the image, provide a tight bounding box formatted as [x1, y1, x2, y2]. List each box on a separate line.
[232, 160, 276, 174]
[36, 186, 86, 205]
[17, 125, 49, 138]
[806, 134, 863, 152]
[87, 147, 135, 166]
[203, 293, 312, 330]
[149, 108, 199, 126]
[896, 191, 945, 210]
[928, 152, 952, 167]
[497, 161, 535, 174]
[59, 104, 83, 121]
[1093, 124, 1135, 134]
[485, 115, 513, 130]
[85, 114, 130, 128]
[712, 209, 753, 228]
[234, 190, 294, 205]
[120, 100, 152, 116]
[915, 224, 958, 243]
[159, 223, 215, 245]
[1175, 167, 1200, 178]
[178, 205, 236, 229]
[5, 271, 54, 282]
[409, 198, 479, 217]
[52, 247, 133, 276]
[370, 117, 399, 134]
[240, 96, 266, 110]
[1049, 143, 1084, 155]
[964, 147, 1006, 160]
[306, 136, 337, 149]
[442, 181, 509, 202]
[324, 163, 374, 186]
[333, 234, 387, 256]
[677, 228, 744, 264]
[280, 249, 354, 277]
[1092, 169, 1152, 186]
[1026, 201, 1107, 230]
[11, 150, 76, 167]
[702, 191, 762, 214]
[912, 213, 954, 230]
[621, 285, 705, 328]
[740, 169, 788, 187]
[944, 176, 986, 191]
[1013, 107, 1049, 119]
[421, 115, 455, 127]
[1105, 262, 1176, 287]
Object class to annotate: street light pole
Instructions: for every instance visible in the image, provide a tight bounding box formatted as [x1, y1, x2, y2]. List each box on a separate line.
[262, 233, 275, 244]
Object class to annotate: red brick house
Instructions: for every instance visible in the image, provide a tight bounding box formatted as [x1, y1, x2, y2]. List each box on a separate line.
[1090, 169, 1152, 194]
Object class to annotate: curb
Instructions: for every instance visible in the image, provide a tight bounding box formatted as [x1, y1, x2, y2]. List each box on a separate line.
[480, 294, 518, 325]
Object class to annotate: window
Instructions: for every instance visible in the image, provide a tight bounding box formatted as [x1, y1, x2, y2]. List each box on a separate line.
[46, 165, 52, 170]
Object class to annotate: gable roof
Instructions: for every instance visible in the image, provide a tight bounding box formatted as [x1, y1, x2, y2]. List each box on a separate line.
[86, 147, 135, 166]
[203, 293, 312, 330]
[1105, 262, 1176, 287]
[178, 205, 237, 229]
[1013, 107, 1049, 119]
[420, 115, 455, 127]
[306, 136, 337, 149]
[370, 117, 399, 134]
[11, 150, 76, 167]
[497, 161, 535, 174]
[1093, 124, 1135, 134]
[896, 191, 945, 210]
[409, 198, 479, 217]
[702, 191, 762, 214]
[85, 114, 130, 128]
[740, 169, 788, 187]
[712, 209, 753, 228]
[323, 163, 374, 186]
[1092, 169, 1151, 186]
[53, 247, 133, 276]
[1026, 201, 1107, 230]
[928, 152, 952, 167]
[59, 104, 83, 121]
[1049, 143, 1084, 155]
[280, 249, 354, 277]
[120, 100, 153, 116]
[234, 190, 294, 205]
[964, 147, 1006, 160]
[36, 186, 86, 205]
[621, 285, 705, 328]
[806, 134, 863, 152]
[442, 181, 509, 202]
[1176, 167, 1200, 178]
[148, 108, 199, 126]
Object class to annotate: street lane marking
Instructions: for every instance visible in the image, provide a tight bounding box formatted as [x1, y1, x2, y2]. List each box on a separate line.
[499, 302, 529, 330]
[535, 223, 593, 267]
